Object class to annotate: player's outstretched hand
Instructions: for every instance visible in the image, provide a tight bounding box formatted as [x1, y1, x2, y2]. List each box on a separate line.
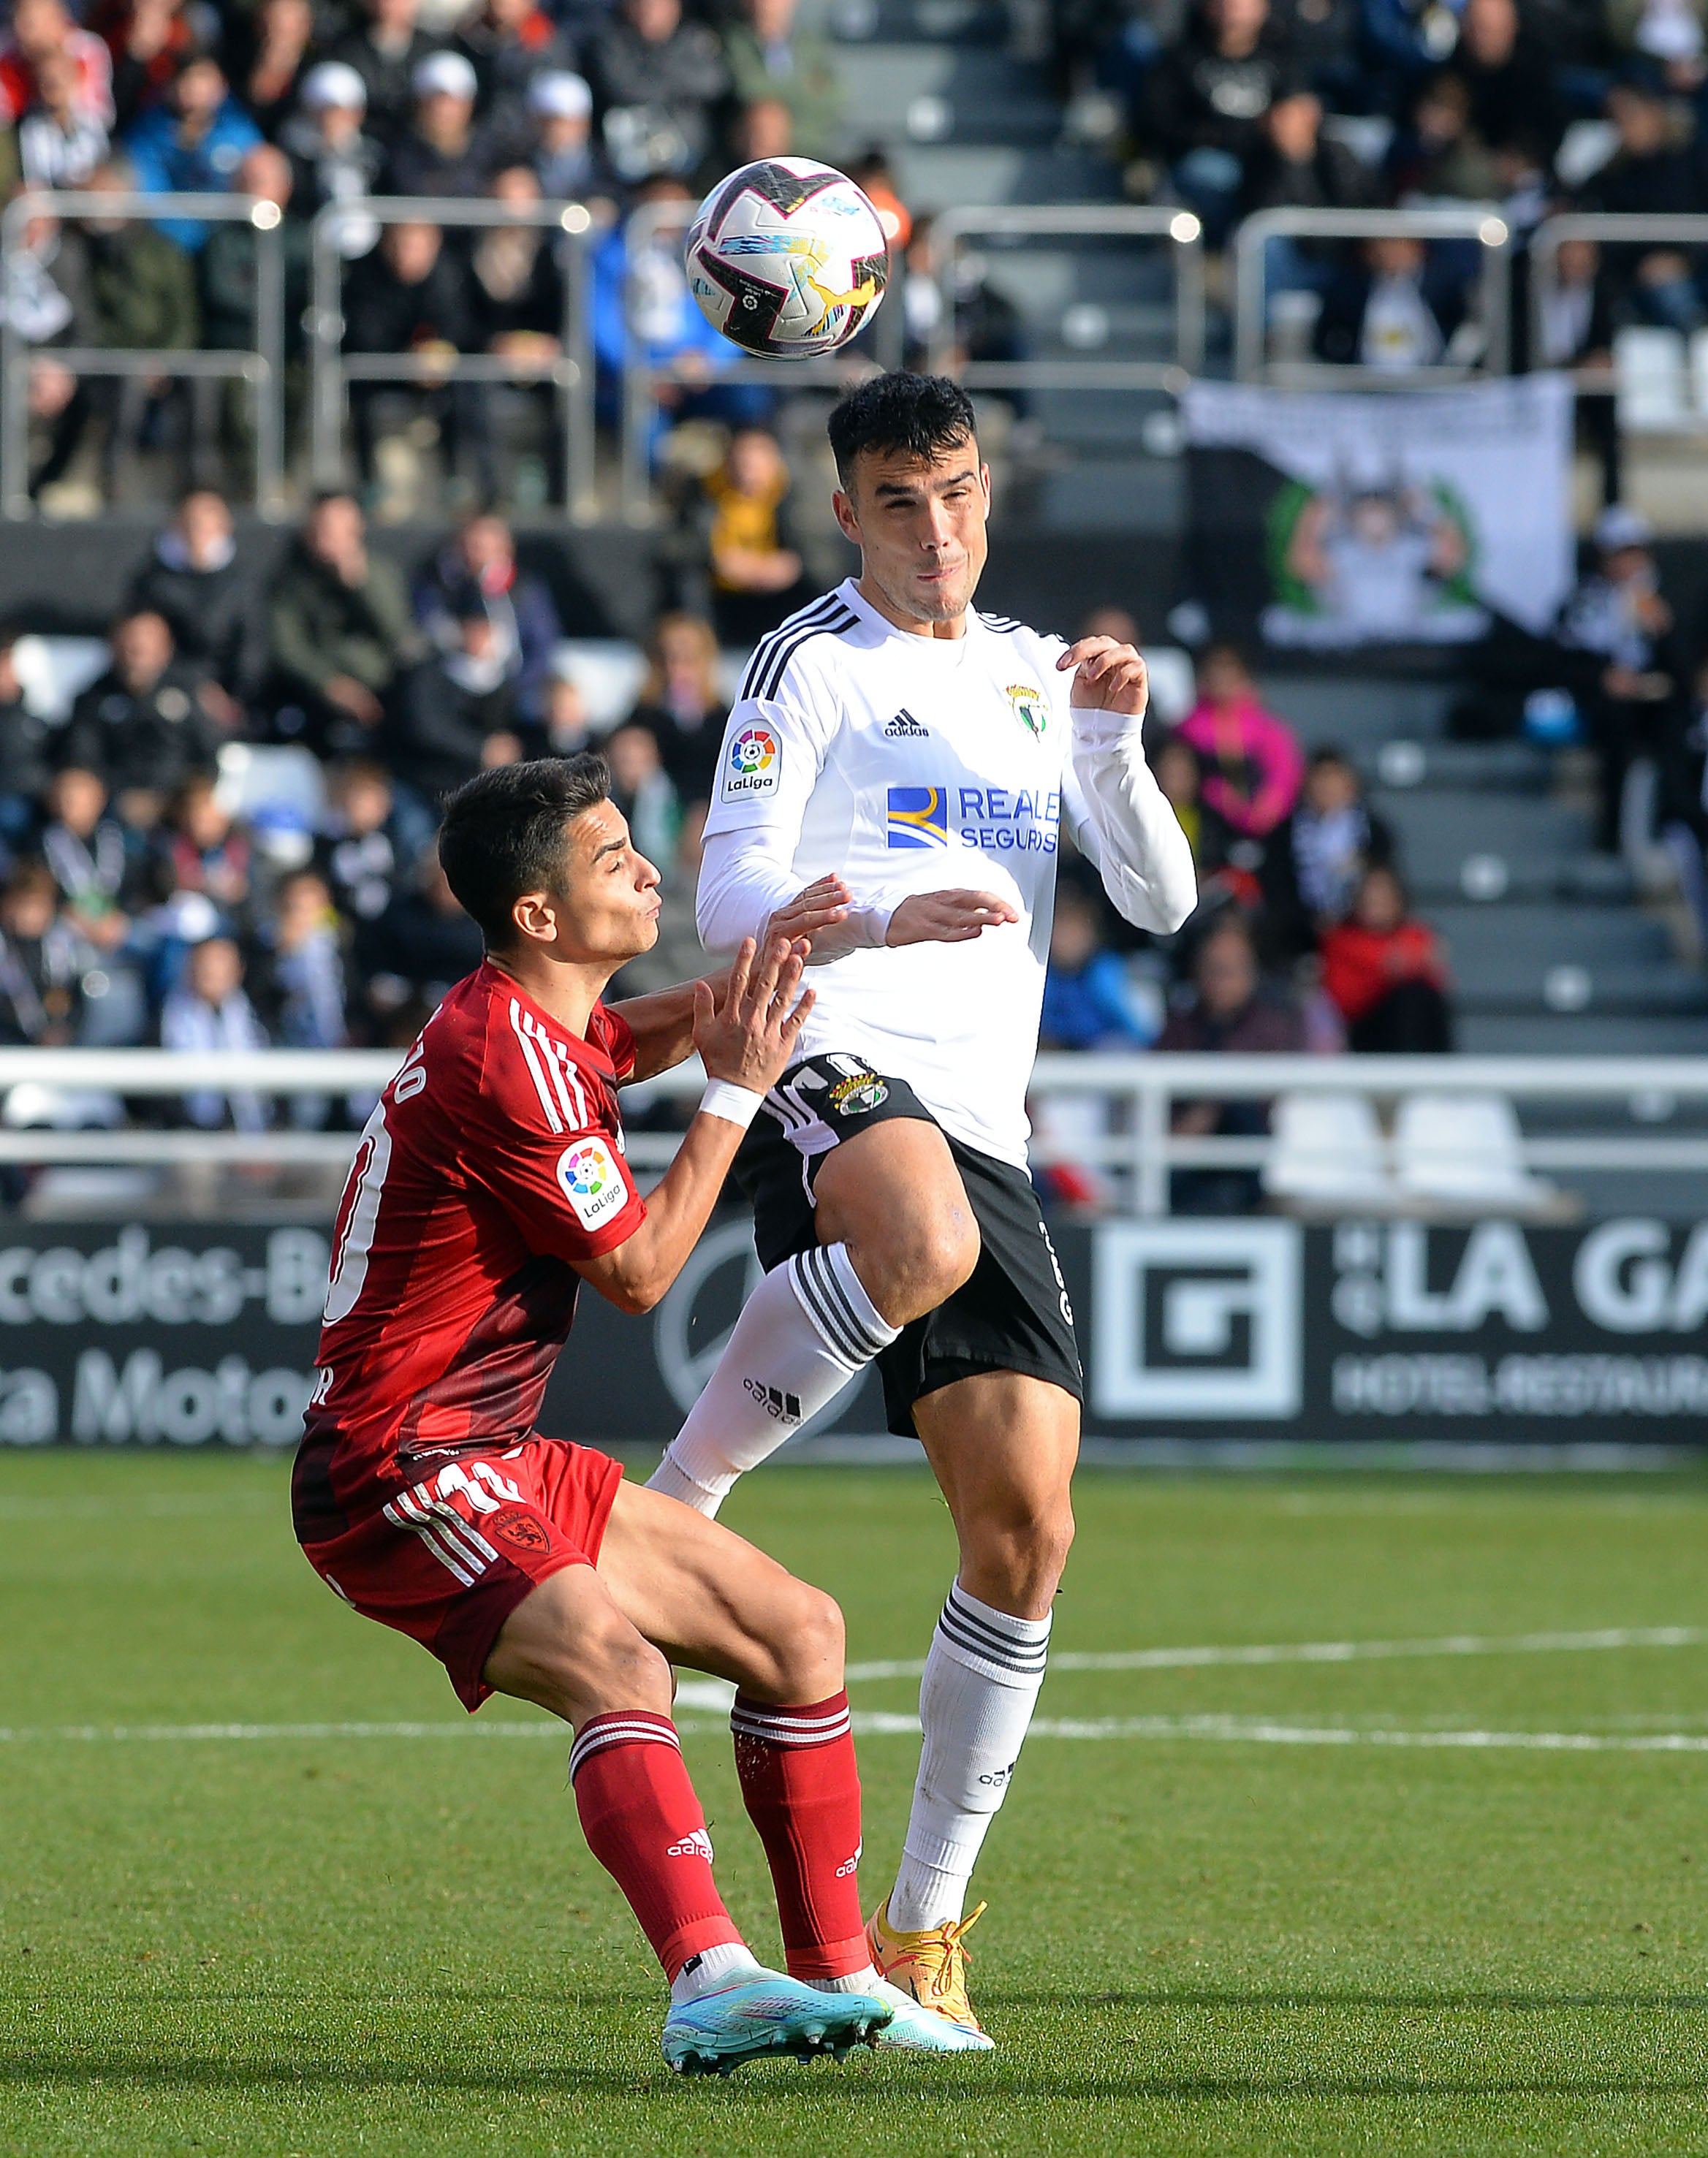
[763, 873, 852, 959]
[1058, 635, 1149, 721]
[886, 889, 1021, 946]
[693, 936, 815, 1097]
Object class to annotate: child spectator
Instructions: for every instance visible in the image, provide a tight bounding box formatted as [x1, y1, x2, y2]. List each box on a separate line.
[317, 759, 411, 924]
[626, 612, 726, 805]
[129, 489, 258, 720]
[61, 609, 222, 831]
[161, 770, 251, 924]
[161, 932, 267, 1130]
[262, 866, 348, 1054]
[1321, 863, 1453, 1050]
[1260, 744, 1394, 955]
[1176, 643, 1305, 838]
[39, 765, 143, 949]
[0, 859, 83, 1043]
[414, 509, 561, 727]
[702, 427, 809, 645]
[1040, 887, 1156, 1050]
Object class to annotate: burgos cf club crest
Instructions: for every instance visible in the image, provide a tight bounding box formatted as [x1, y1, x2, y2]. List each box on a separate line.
[1006, 683, 1047, 738]
[722, 724, 781, 801]
[887, 786, 949, 848]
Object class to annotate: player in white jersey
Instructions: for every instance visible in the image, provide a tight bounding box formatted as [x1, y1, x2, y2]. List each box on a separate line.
[648, 373, 1197, 2043]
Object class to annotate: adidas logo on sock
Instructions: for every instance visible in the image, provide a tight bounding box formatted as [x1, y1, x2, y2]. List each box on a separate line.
[667, 1830, 714, 1861]
[883, 709, 929, 737]
[744, 1376, 803, 1424]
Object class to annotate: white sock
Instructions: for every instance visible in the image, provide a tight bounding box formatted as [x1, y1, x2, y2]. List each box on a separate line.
[646, 1244, 899, 1517]
[669, 1940, 765, 2005]
[816, 1963, 884, 1994]
[887, 1583, 1052, 1934]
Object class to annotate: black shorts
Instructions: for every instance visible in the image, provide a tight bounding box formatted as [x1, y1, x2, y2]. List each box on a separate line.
[734, 1052, 1084, 1440]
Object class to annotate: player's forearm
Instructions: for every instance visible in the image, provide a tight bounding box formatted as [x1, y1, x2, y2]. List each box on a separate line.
[698, 830, 892, 962]
[581, 1112, 746, 1314]
[1070, 710, 1199, 934]
[607, 981, 707, 1082]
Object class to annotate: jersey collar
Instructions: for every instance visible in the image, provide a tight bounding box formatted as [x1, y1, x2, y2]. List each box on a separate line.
[839, 574, 982, 653]
[477, 959, 618, 1076]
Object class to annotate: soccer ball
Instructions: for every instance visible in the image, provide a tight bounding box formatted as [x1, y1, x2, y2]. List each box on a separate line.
[686, 158, 889, 360]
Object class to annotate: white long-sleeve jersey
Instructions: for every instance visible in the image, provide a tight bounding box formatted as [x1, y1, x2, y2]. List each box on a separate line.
[697, 578, 1198, 1169]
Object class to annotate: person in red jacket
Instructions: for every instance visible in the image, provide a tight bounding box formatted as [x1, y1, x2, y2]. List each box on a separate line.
[1321, 864, 1453, 1052]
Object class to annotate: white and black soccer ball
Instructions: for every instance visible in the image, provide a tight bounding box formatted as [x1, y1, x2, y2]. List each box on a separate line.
[686, 157, 889, 360]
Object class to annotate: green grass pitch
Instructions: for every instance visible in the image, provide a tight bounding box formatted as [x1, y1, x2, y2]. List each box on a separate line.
[3, 1450, 1707, 2157]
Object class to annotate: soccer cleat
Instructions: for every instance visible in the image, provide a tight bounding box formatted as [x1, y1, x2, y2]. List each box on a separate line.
[865, 1897, 993, 2046]
[849, 1973, 995, 2053]
[661, 1969, 892, 2076]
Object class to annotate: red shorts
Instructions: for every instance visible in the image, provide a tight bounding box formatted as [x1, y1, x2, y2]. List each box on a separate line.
[298, 1437, 625, 1712]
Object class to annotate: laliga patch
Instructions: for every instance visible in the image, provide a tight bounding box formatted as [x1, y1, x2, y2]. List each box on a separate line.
[721, 723, 781, 801]
[556, 1136, 626, 1230]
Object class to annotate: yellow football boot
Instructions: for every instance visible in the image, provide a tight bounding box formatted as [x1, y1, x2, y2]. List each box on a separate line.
[864, 1897, 995, 2048]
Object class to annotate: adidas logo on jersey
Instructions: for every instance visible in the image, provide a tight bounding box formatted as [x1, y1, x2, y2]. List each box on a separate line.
[883, 709, 929, 737]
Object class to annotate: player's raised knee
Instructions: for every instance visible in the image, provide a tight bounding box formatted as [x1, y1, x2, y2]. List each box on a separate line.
[756, 1578, 846, 1702]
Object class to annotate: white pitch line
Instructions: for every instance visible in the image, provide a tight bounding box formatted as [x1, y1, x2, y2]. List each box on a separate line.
[843, 1625, 1708, 1684]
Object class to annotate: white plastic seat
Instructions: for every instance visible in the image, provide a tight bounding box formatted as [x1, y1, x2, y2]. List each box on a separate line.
[1393, 1092, 1555, 1212]
[215, 743, 326, 827]
[1263, 1091, 1393, 1209]
[1614, 327, 1689, 433]
[11, 634, 107, 720]
[550, 639, 646, 732]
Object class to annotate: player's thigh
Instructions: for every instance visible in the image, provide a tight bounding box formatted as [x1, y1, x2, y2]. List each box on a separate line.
[595, 1478, 844, 1705]
[813, 1117, 981, 1299]
[482, 1557, 674, 1725]
[913, 1371, 1080, 1603]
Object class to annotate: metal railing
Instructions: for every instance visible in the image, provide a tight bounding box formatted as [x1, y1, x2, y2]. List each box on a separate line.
[8, 1051, 1708, 1212]
[1233, 205, 1514, 385]
[308, 196, 599, 522]
[925, 204, 1205, 390]
[1, 190, 286, 519]
[1530, 212, 1708, 417]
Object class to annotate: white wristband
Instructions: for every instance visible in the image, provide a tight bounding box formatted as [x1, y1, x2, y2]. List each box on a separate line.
[699, 1080, 765, 1130]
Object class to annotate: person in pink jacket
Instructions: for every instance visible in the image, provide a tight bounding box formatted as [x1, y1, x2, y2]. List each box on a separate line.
[1176, 642, 1306, 838]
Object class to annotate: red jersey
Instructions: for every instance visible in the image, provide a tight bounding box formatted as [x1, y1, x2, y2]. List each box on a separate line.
[292, 961, 645, 1542]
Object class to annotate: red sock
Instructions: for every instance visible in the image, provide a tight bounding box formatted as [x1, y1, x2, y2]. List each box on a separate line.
[730, 1691, 868, 1981]
[569, 1711, 745, 1980]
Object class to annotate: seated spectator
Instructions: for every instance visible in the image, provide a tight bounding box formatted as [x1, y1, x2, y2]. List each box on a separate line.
[1176, 644, 1305, 837]
[281, 62, 383, 256]
[330, 0, 439, 149]
[526, 69, 604, 201]
[701, 426, 810, 645]
[721, 0, 843, 162]
[1152, 731, 1237, 885]
[1040, 887, 1156, 1049]
[18, 43, 110, 186]
[316, 758, 413, 925]
[266, 490, 417, 756]
[1139, 0, 1297, 246]
[543, 665, 596, 756]
[200, 143, 313, 369]
[1557, 503, 1682, 849]
[124, 51, 262, 252]
[95, 0, 200, 130]
[1155, 915, 1307, 1212]
[61, 608, 221, 830]
[586, 0, 729, 186]
[235, 0, 317, 138]
[1314, 235, 1473, 368]
[38, 764, 143, 951]
[0, 628, 53, 850]
[1388, 71, 1500, 200]
[414, 509, 561, 726]
[1533, 235, 1615, 370]
[605, 720, 677, 865]
[455, 0, 570, 156]
[386, 605, 523, 810]
[469, 165, 568, 482]
[160, 770, 251, 925]
[129, 488, 259, 716]
[341, 219, 487, 491]
[161, 931, 267, 1130]
[1242, 87, 1373, 310]
[1260, 744, 1394, 955]
[0, 859, 83, 1043]
[356, 848, 483, 1014]
[1321, 863, 1453, 1049]
[626, 611, 727, 805]
[1442, 0, 1563, 164]
[259, 866, 347, 1049]
[0, 0, 115, 131]
[381, 49, 504, 197]
[1584, 80, 1708, 331]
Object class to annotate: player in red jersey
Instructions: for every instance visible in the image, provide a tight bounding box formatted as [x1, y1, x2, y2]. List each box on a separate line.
[291, 754, 965, 2072]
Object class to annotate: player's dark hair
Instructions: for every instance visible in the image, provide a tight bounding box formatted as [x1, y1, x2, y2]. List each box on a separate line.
[438, 753, 611, 946]
[827, 371, 977, 487]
